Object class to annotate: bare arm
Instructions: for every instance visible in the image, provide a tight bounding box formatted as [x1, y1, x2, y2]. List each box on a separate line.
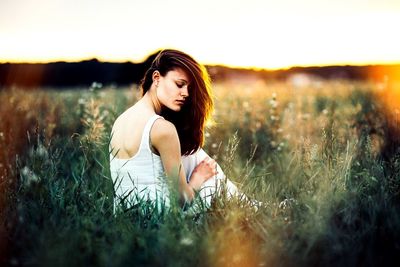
[151, 119, 216, 203]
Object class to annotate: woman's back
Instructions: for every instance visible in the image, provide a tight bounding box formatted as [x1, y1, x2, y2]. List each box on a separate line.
[109, 106, 169, 209]
[110, 104, 154, 159]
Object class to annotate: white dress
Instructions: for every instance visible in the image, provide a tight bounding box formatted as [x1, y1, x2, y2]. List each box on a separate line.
[109, 114, 241, 212]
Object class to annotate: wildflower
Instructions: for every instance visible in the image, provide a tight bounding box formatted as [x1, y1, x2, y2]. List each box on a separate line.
[78, 98, 86, 105]
[90, 82, 103, 91]
[28, 143, 49, 160]
[99, 109, 110, 121]
[21, 166, 29, 176]
[322, 109, 328, 115]
[36, 144, 49, 158]
[180, 237, 193, 246]
[20, 166, 40, 187]
[269, 99, 278, 108]
[279, 198, 297, 209]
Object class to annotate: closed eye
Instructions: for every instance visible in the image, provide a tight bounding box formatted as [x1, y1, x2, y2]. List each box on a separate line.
[176, 78, 189, 88]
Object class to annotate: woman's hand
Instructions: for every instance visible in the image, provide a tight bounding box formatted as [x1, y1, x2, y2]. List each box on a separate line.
[188, 157, 218, 191]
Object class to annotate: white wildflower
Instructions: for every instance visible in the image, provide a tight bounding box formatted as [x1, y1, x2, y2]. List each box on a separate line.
[269, 99, 278, 108]
[78, 98, 86, 105]
[20, 166, 40, 187]
[279, 198, 297, 209]
[180, 237, 193, 246]
[36, 144, 48, 158]
[90, 82, 103, 90]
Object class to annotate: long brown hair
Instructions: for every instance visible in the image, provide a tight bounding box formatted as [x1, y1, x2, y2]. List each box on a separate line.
[140, 49, 214, 156]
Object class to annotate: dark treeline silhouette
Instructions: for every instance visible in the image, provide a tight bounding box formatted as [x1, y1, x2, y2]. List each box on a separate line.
[0, 52, 158, 88]
[1, 50, 399, 88]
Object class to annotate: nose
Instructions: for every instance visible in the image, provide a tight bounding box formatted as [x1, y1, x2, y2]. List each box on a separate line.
[181, 85, 189, 98]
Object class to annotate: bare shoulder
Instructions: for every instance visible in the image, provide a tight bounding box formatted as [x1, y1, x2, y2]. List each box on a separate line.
[111, 105, 141, 134]
[151, 118, 178, 140]
[110, 112, 124, 140]
[151, 118, 181, 156]
[111, 107, 130, 132]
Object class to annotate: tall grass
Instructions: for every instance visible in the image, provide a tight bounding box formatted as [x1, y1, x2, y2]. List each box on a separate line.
[1, 79, 400, 266]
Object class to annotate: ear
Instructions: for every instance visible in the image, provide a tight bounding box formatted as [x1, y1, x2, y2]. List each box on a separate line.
[152, 70, 160, 83]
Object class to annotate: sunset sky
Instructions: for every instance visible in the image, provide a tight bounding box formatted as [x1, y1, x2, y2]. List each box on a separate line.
[1, 0, 400, 69]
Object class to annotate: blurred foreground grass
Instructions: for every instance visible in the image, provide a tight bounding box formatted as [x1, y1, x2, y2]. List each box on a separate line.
[1, 79, 400, 266]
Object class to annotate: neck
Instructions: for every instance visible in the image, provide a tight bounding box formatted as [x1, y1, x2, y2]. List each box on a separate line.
[142, 91, 162, 114]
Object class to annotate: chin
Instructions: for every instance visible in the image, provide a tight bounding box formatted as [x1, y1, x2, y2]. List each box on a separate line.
[170, 104, 184, 112]
[162, 104, 180, 113]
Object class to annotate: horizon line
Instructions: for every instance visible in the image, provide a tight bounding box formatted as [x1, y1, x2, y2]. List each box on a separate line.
[1, 57, 400, 71]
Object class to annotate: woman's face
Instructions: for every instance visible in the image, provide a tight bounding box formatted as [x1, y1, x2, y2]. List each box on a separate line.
[155, 68, 190, 112]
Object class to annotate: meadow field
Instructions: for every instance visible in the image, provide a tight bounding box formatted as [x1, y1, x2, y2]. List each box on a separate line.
[1, 78, 400, 266]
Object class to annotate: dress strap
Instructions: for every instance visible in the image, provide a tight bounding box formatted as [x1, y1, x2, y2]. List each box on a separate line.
[139, 114, 163, 151]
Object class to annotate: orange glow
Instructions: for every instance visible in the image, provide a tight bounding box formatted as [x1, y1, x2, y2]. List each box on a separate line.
[371, 66, 400, 157]
[371, 66, 400, 112]
[207, 208, 264, 267]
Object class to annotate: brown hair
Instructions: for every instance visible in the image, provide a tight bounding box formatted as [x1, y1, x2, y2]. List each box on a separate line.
[140, 49, 214, 156]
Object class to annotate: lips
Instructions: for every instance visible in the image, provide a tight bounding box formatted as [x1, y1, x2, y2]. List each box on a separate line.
[176, 100, 185, 105]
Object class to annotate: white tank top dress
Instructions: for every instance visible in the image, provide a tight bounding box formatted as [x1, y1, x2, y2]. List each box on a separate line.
[109, 114, 169, 211]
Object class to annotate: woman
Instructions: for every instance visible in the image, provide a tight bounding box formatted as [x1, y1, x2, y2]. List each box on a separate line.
[109, 49, 241, 212]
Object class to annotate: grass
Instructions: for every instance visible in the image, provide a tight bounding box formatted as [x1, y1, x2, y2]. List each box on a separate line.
[1, 79, 400, 266]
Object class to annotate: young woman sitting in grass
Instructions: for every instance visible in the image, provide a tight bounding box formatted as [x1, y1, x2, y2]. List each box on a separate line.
[109, 49, 246, 212]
